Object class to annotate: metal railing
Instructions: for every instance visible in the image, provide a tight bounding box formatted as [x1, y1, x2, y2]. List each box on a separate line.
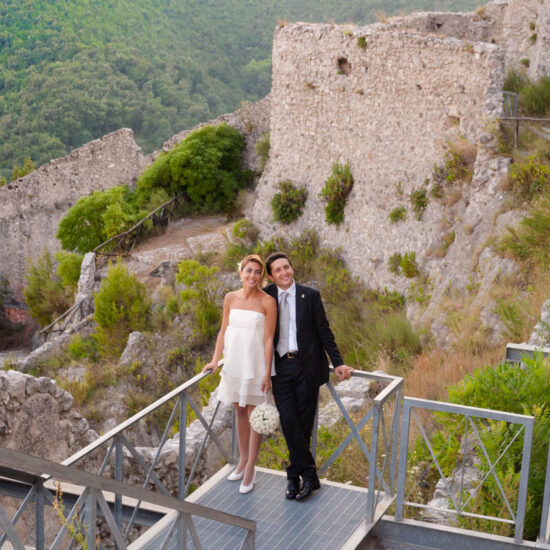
[395, 397, 534, 543]
[313, 368, 403, 523]
[0, 447, 255, 550]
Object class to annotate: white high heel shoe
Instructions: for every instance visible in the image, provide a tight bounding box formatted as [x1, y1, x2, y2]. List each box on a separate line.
[227, 467, 245, 481]
[239, 472, 256, 494]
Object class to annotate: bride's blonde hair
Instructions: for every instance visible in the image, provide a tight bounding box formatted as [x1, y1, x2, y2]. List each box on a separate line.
[239, 254, 265, 289]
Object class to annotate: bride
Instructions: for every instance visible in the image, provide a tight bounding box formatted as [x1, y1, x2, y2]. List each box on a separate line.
[203, 254, 276, 494]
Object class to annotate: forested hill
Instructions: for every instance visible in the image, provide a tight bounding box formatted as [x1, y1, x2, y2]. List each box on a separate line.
[0, 0, 477, 180]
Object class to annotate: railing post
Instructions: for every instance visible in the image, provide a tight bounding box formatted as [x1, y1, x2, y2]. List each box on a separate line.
[114, 433, 123, 549]
[539, 441, 550, 544]
[35, 479, 45, 550]
[367, 402, 381, 523]
[389, 387, 402, 495]
[179, 393, 187, 500]
[515, 419, 533, 542]
[395, 400, 411, 521]
[85, 489, 97, 550]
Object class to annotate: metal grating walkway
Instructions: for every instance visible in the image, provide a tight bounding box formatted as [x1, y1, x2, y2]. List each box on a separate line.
[133, 466, 392, 550]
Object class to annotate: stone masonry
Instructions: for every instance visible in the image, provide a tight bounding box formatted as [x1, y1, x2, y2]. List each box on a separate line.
[0, 129, 149, 297]
[250, 21, 505, 291]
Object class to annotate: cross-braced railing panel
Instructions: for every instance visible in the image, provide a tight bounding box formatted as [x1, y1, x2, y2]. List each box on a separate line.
[0, 447, 255, 550]
[313, 368, 402, 523]
[537, 441, 550, 547]
[395, 397, 534, 543]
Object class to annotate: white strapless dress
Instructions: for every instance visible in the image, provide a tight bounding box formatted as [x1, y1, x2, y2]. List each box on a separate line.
[216, 309, 275, 407]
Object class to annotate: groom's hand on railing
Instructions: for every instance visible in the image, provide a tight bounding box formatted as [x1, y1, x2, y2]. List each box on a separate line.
[334, 364, 354, 380]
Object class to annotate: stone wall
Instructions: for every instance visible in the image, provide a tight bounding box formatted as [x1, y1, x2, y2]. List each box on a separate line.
[0, 129, 149, 297]
[250, 22, 505, 296]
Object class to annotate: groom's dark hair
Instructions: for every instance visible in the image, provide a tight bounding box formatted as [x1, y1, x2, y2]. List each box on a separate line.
[265, 251, 292, 276]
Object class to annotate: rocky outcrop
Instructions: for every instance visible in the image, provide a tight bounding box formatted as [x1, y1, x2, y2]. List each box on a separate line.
[528, 298, 550, 347]
[0, 370, 97, 460]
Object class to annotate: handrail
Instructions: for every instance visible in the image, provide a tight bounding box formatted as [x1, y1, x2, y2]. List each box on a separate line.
[93, 193, 183, 255]
[61, 361, 222, 467]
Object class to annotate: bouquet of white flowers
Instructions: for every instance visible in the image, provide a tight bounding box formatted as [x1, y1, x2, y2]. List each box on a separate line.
[249, 399, 280, 435]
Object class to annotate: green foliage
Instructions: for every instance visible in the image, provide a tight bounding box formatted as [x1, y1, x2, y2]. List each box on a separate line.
[319, 163, 354, 226]
[357, 36, 367, 49]
[176, 260, 222, 344]
[520, 76, 550, 115]
[509, 154, 550, 199]
[255, 133, 270, 172]
[499, 194, 550, 270]
[55, 251, 83, 291]
[68, 334, 99, 362]
[433, 148, 472, 189]
[388, 253, 402, 275]
[57, 185, 139, 253]
[389, 206, 407, 223]
[0, 273, 11, 309]
[409, 188, 428, 220]
[441, 356, 550, 540]
[10, 157, 35, 181]
[503, 69, 527, 94]
[400, 251, 420, 278]
[232, 218, 258, 242]
[94, 262, 151, 358]
[521, 58, 531, 68]
[24, 250, 73, 326]
[440, 230, 455, 253]
[492, 295, 530, 341]
[270, 180, 308, 224]
[136, 124, 247, 212]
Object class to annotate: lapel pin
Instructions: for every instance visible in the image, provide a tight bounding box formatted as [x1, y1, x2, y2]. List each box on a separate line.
[301, 294, 305, 298]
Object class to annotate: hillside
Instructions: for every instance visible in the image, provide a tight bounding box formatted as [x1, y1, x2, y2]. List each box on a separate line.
[0, 0, 479, 180]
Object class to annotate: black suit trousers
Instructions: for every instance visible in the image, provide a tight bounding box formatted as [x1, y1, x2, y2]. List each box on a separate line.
[272, 356, 319, 482]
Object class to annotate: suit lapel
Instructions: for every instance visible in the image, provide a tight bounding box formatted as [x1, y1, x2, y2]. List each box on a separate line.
[295, 283, 305, 334]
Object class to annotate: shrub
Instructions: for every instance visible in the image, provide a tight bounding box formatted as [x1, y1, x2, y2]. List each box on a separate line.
[10, 157, 35, 181]
[520, 76, 550, 115]
[357, 36, 367, 49]
[0, 176, 6, 187]
[24, 250, 73, 326]
[499, 194, 550, 270]
[57, 185, 139, 254]
[389, 206, 407, 223]
[55, 251, 83, 291]
[440, 231, 456, 254]
[255, 133, 270, 172]
[176, 260, 222, 344]
[388, 253, 402, 275]
[232, 218, 258, 242]
[400, 251, 420, 278]
[318, 163, 354, 226]
[440, 356, 550, 540]
[509, 155, 550, 199]
[503, 69, 527, 94]
[136, 123, 247, 212]
[68, 334, 99, 362]
[271, 180, 308, 224]
[409, 188, 428, 220]
[94, 262, 151, 358]
[521, 58, 530, 67]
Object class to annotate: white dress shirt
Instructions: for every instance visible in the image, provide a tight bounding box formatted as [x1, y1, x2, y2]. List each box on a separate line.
[277, 282, 298, 352]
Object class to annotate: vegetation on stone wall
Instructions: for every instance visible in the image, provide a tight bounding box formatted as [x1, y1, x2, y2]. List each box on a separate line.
[409, 188, 428, 220]
[389, 206, 407, 223]
[94, 262, 151, 358]
[319, 163, 354, 226]
[255, 133, 270, 172]
[388, 251, 419, 278]
[270, 180, 308, 224]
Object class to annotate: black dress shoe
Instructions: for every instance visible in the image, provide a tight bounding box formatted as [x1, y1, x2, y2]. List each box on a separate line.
[295, 479, 320, 501]
[286, 478, 301, 499]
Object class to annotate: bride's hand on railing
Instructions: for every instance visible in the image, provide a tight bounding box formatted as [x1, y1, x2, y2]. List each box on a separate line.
[202, 361, 218, 373]
[261, 375, 271, 393]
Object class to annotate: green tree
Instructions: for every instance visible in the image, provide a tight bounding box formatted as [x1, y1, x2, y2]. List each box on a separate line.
[94, 262, 151, 358]
[24, 250, 72, 326]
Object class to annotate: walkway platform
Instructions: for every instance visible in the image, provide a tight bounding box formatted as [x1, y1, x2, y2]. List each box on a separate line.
[132, 465, 394, 550]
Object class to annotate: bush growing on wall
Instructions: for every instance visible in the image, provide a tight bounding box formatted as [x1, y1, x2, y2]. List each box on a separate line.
[94, 262, 151, 358]
[318, 163, 354, 226]
[136, 123, 248, 212]
[271, 180, 308, 224]
[55, 251, 83, 291]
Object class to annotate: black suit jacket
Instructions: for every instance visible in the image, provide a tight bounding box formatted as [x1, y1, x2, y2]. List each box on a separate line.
[265, 282, 343, 387]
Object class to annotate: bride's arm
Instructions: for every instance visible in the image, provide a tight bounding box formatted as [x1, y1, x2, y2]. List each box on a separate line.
[261, 295, 277, 393]
[202, 293, 232, 372]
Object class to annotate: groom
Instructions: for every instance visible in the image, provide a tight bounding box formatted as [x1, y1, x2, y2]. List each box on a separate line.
[265, 251, 353, 501]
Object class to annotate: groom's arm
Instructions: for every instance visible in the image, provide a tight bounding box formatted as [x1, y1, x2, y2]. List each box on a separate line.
[311, 289, 354, 380]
